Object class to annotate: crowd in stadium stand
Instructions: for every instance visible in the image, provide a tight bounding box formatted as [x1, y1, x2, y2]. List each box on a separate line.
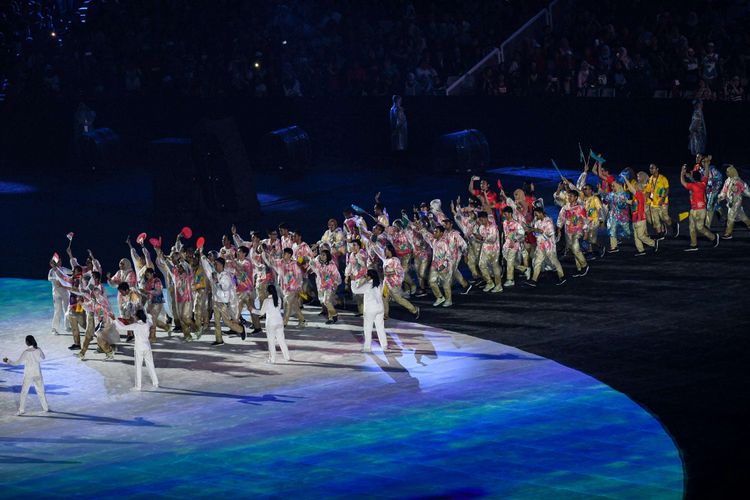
[2, 0, 750, 100]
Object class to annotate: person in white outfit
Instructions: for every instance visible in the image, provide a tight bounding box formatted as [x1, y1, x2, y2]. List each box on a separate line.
[48, 259, 70, 334]
[351, 269, 389, 353]
[3, 335, 49, 415]
[113, 310, 159, 391]
[253, 284, 291, 364]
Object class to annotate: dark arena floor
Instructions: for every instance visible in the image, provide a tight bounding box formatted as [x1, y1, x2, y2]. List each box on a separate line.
[1, 160, 749, 498]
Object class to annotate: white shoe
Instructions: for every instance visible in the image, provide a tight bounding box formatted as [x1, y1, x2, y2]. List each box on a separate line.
[441, 300, 453, 307]
[491, 285, 503, 293]
[482, 283, 494, 292]
[51, 329, 59, 335]
[16, 410, 25, 416]
[432, 297, 446, 307]
[360, 347, 373, 353]
[131, 386, 142, 392]
[503, 280, 515, 287]
[524, 268, 531, 280]
[77, 351, 85, 360]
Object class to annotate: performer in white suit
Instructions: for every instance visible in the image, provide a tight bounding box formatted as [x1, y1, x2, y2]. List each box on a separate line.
[113, 310, 159, 391]
[351, 269, 389, 353]
[3, 335, 49, 415]
[253, 284, 291, 364]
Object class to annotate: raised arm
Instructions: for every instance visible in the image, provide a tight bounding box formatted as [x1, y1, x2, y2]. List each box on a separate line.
[679, 165, 689, 189]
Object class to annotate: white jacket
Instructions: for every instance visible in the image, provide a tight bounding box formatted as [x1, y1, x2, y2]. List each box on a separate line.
[258, 297, 284, 328]
[114, 318, 153, 352]
[7, 347, 46, 380]
[351, 278, 384, 314]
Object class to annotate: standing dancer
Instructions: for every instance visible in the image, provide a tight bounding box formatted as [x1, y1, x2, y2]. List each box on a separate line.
[308, 249, 342, 324]
[190, 252, 210, 338]
[233, 245, 261, 332]
[112, 310, 159, 391]
[418, 223, 454, 307]
[500, 206, 530, 287]
[405, 217, 431, 297]
[373, 243, 420, 320]
[557, 190, 590, 277]
[452, 200, 482, 283]
[77, 271, 114, 359]
[442, 219, 472, 293]
[475, 210, 503, 292]
[254, 284, 291, 363]
[525, 207, 566, 286]
[3, 336, 49, 415]
[351, 270, 389, 353]
[159, 250, 195, 341]
[680, 164, 720, 251]
[602, 181, 632, 253]
[387, 218, 417, 295]
[718, 165, 750, 238]
[581, 184, 605, 259]
[66, 266, 86, 350]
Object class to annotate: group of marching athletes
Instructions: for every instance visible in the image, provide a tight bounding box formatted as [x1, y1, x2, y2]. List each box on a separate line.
[5, 152, 749, 412]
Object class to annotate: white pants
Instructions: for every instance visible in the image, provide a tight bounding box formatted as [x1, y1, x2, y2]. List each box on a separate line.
[134, 348, 158, 390]
[266, 324, 290, 363]
[19, 376, 48, 412]
[51, 292, 67, 332]
[363, 309, 387, 351]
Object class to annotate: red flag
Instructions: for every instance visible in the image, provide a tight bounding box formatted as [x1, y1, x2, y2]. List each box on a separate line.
[196, 236, 205, 250]
[181, 226, 193, 239]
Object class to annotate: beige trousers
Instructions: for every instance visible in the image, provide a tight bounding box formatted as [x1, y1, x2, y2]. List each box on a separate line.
[532, 247, 564, 281]
[633, 220, 656, 252]
[478, 248, 501, 287]
[429, 267, 453, 302]
[689, 209, 715, 246]
[213, 302, 243, 342]
[565, 233, 588, 270]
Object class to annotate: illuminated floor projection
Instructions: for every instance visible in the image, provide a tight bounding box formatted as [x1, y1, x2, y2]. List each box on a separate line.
[0, 279, 683, 498]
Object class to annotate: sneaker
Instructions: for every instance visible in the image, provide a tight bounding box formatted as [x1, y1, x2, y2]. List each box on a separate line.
[634, 251, 646, 256]
[166, 316, 173, 325]
[325, 318, 335, 324]
[657, 232, 666, 241]
[183, 334, 193, 343]
[683, 246, 698, 252]
[503, 280, 515, 287]
[211, 340, 225, 346]
[482, 283, 494, 292]
[240, 325, 246, 341]
[51, 329, 59, 335]
[16, 410, 25, 416]
[524, 281, 537, 288]
[586, 253, 597, 261]
[415, 290, 428, 297]
[461, 283, 473, 295]
[105, 351, 115, 360]
[333, 316, 339, 324]
[600, 245, 607, 258]
[193, 329, 203, 340]
[524, 268, 531, 280]
[573, 266, 589, 278]
[556, 277, 567, 286]
[68, 344, 80, 350]
[441, 300, 453, 307]
[713, 234, 720, 247]
[299, 321, 306, 329]
[654, 239, 660, 253]
[252, 327, 263, 334]
[432, 297, 446, 307]
[491, 285, 503, 293]
[77, 351, 85, 360]
[414, 307, 420, 320]
[721, 235, 733, 240]
[607, 248, 619, 254]
[674, 223, 680, 238]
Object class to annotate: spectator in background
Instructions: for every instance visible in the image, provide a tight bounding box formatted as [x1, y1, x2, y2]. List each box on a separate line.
[695, 79, 714, 100]
[701, 42, 720, 90]
[724, 75, 744, 101]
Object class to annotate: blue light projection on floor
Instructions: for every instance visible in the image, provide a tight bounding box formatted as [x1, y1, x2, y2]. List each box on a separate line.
[0, 181, 37, 194]
[0, 279, 683, 498]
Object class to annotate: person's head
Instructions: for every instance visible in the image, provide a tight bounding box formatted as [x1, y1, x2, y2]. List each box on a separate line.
[73, 265, 83, 277]
[726, 164, 738, 178]
[265, 284, 278, 307]
[343, 208, 354, 218]
[373, 203, 384, 215]
[691, 169, 703, 182]
[392, 94, 402, 106]
[385, 244, 397, 259]
[502, 206, 514, 220]
[215, 257, 226, 272]
[567, 189, 580, 204]
[267, 229, 278, 240]
[392, 219, 404, 230]
[443, 219, 454, 230]
[293, 231, 303, 243]
[118, 258, 130, 271]
[144, 268, 154, 280]
[419, 202, 428, 212]
[222, 235, 231, 247]
[433, 225, 445, 238]
[373, 223, 385, 236]
[320, 249, 332, 263]
[250, 231, 261, 244]
[533, 206, 546, 220]
[117, 282, 130, 295]
[25, 335, 38, 349]
[600, 165, 610, 176]
[278, 223, 289, 236]
[636, 171, 649, 185]
[350, 239, 362, 252]
[327, 218, 338, 231]
[477, 210, 489, 224]
[522, 180, 534, 196]
[238, 246, 249, 259]
[91, 270, 101, 283]
[583, 184, 594, 197]
[479, 179, 489, 191]
[135, 309, 147, 323]
[649, 163, 659, 176]
[283, 248, 293, 260]
[366, 269, 381, 287]
[513, 189, 525, 203]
